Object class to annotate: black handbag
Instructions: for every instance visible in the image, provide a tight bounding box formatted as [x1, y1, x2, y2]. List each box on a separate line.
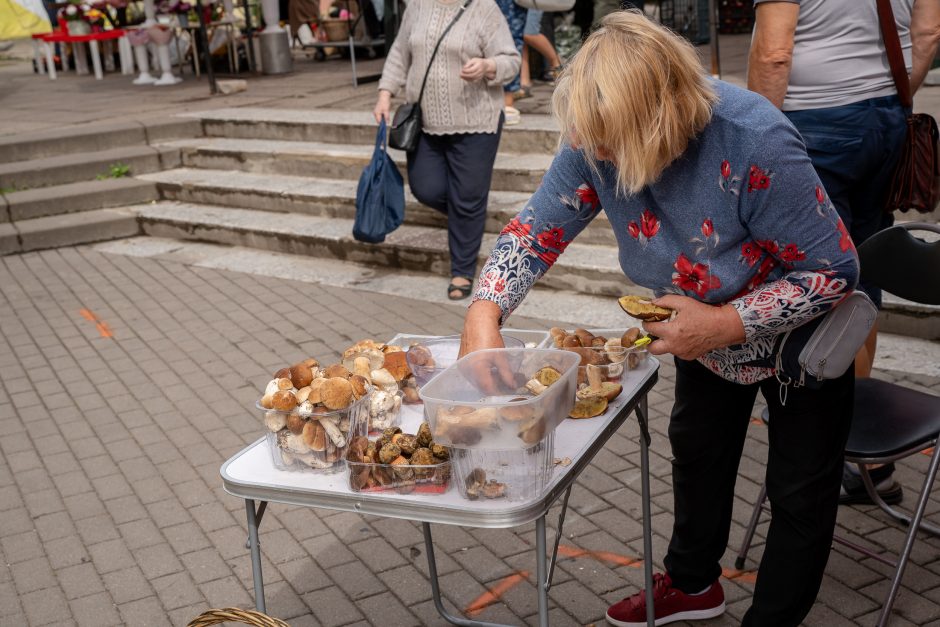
[876, 0, 940, 214]
[388, 0, 473, 152]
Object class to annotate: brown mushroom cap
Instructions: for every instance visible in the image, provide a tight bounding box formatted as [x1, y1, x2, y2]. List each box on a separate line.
[323, 364, 352, 379]
[273, 367, 292, 380]
[622, 327, 642, 347]
[320, 377, 354, 410]
[382, 351, 412, 382]
[302, 421, 327, 451]
[348, 374, 370, 399]
[276, 378, 294, 391]
[286, 412, 306, 435]
[272, 390, 298, 412]
[618, 295, 674, 322]
[567, 346, 606, 366]
[534, 367, 562, 387]
[569, 395, 608, 419]
[308, 378, 326, 404]
[290, 364, 314, 389]
[301, 358, 320, 369]
[562, 335, 582, 348]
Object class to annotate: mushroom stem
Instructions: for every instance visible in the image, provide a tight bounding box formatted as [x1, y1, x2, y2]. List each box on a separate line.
[319, 416, 347, 447]
[586, 364, 604, 393]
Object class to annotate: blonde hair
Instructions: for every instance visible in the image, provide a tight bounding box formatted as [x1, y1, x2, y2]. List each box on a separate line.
[552, 11, 717, 195]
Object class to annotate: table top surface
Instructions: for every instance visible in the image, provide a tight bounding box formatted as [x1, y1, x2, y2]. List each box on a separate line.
[221, 340, 659, 528]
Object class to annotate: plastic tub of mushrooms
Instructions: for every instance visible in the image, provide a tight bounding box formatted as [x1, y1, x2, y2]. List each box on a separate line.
[449, 431, 555, 502]
[345, 423, 452, 495]
[258, 358, 371, 472]
[419, 348, 580, 450]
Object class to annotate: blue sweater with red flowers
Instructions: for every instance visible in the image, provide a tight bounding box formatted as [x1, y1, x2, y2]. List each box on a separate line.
[472, 80, 859, 384]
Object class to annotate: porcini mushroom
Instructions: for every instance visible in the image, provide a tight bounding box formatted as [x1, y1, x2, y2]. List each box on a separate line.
[320, 377, 354, 410]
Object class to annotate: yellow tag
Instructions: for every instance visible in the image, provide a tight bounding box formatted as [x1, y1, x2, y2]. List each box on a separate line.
[634, 336, 652, 348]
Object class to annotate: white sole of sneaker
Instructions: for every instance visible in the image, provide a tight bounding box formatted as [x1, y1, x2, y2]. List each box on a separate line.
[605, 602, 726, 627]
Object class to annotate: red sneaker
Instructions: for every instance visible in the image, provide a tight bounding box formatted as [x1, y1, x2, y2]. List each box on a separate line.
[606, 573, 725, 626]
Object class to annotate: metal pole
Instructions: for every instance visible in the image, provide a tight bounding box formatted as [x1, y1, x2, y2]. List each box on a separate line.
[245, 500, 266, 613]
[708, 0, 721, 77]
[243, 0, 256, 72]
[638, 398, 655, 627]
[535, 516, 549, 627]
[195, 0, 218, 94]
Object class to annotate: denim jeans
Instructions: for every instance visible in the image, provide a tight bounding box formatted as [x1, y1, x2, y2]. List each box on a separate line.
[784, 95, 908, 307]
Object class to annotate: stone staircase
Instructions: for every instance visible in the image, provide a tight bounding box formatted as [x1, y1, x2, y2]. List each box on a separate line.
[2, 107, 937, 340]
[0, 118, 200, 254]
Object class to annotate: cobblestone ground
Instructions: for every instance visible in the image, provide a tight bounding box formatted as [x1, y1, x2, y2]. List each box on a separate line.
[1, 246, 939, 626]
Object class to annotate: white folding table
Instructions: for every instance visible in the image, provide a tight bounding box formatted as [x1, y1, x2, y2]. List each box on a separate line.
[221, 353, 660, 627]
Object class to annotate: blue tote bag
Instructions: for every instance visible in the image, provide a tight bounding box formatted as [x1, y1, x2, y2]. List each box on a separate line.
[353, 120, 405, 244]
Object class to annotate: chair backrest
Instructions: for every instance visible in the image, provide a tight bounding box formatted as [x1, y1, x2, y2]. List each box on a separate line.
[858, 222, 940, 306]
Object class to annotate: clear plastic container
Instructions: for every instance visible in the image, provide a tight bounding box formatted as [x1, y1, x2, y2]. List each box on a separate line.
[419, 348, 580, 449]
[259, 393, 370, 473]
[346, 458, 452, 495]
[404, 334, 525, 390]
[450, 431, 555, 502]
[366, 389, 403, 434]
[623, 346, 650, 371]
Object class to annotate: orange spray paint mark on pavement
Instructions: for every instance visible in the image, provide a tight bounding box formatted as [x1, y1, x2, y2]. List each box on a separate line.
[722, 568, 758, 584]
[923, 448, 934, 456]
[78, 309, 114, 339]
[750, 417, 765, 426]
[465, 571, 530, 617]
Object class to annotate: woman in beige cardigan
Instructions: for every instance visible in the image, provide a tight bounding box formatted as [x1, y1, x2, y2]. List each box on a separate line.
[374, 0, 520, 300]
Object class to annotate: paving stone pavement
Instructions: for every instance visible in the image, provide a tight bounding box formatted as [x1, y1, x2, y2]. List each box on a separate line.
[1, 245, 939, 626]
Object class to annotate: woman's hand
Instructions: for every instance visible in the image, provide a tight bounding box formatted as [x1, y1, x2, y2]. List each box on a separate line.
[374, 90, 392, 124]
[642, 295, 746, 361]
[460, 58, 496, 82]
[459, 300, 516, 393]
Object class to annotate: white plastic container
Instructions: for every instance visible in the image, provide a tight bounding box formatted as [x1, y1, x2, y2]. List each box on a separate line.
[450, 432, 555, 502]
[419, 348, 580, 450]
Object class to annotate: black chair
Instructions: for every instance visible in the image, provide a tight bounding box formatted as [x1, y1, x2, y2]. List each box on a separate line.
[734, 222, 940, 627]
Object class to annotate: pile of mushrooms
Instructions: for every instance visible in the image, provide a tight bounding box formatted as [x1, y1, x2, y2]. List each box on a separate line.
[346, 423, 451, 493]
[549, 327, 648, 377]
[342, 339, 419, 429]
[260, 358, 368, 469]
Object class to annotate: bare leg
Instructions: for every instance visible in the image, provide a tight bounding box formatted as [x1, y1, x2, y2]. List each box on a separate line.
[521, 43, 531, 89]
[523, 33, 560, 68]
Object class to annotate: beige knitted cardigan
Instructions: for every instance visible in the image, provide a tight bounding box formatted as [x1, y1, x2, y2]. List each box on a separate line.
[377, 0, 521, 135]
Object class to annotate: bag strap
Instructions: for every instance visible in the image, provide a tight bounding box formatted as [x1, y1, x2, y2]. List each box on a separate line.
[375, 118, 388, 153]
[416, 0, 474, 106]
[875, 0, 913, 109]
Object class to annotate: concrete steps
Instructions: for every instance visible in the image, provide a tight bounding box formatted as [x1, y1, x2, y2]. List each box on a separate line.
[190, 107, 562, 154]
[0, 144, 181, 191]
[139, 167, 620, 246]
[0, 117, 201, 164]
[2, 178, 158, 222]
[129, 201, 632, 296]
[0, 209, 139, 255]
[164, 136, 554, 193]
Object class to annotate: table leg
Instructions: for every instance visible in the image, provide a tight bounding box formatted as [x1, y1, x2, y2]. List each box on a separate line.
[89, 40, 103, 80]
[546, 486, 572, 590]
[535, 517, 549, 627]
[636, 397, 655, 627]
[245, 499, 267, 614]
[33, 39, 46, 75]
[75, 43, 90, 75]
[422, 522, 507, 627]
[43, 41, 57, 80]
[348, 33, 357, 88]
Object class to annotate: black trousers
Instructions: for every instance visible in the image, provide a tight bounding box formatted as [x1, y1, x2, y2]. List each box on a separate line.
[406, 123, 502, 279]
[664, 358, 853, 627]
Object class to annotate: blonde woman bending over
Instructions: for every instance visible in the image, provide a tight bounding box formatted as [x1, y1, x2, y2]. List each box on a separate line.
[461, 12, 859, 626]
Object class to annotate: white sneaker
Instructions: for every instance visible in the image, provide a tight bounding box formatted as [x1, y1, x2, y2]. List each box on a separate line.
[504, 106, 521, 126]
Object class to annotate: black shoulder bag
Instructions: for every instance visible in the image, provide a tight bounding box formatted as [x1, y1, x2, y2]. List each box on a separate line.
[388, 0, 473, 152]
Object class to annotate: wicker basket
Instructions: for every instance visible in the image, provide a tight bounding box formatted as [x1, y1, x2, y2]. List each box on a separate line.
[320, 18, 350, 41]
[187, 607, 290, 627]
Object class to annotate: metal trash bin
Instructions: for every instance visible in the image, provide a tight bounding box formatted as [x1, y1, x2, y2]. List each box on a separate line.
[259, 29, 292, 74]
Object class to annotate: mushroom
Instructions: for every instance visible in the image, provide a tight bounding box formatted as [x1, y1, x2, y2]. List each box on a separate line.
[618, 295, 674, 322]
[525, 379, 548, 396]
[569, 395, 608, 419]
[622, 327, 641, 347]
[342, 342, 385, 372]
[286, 412, 306, 435]
[302, 420, 328, 451]
[500, 397, 535, 422]
[278, 429, 310, 454]
[370, 368, 399, 393]
[576, 364, 622, 401]
[481, 480, 508, 499]
[264, 411, 287, 432]
[320, 377, 354, 410]
[295, 386, 312, 404]
[574, 328, 595, 346]
[549, 327, 567, 348]
[369, 390, 401, 431]
[416, 422, 433, 448]
[378, 442, 401, 464]
[401, 377, 420, 403]
[273, 367, 292, 380]
[391, 433, 418, 456]
[263, 379, 280, 397]
[290, 363, 314, 389]
[382, 351, 412, 382]
[465, 468, 487, 500]
[562, 335, 582, 348]
[301, 358, 320, 369]
[349, 374, 370, 400]
[319, 416, 346, 448]
[352, 356, 373, 380]
[259, 394, 275, 410]
[295, 400, 315, 418]
[276, 377, 294, 392]
[518, 415, 546, 444]
[308, 378, 326, 405]
[604, 338, 626, 364]
[534, 366, 562, 387]
[272, 390, 297, 412]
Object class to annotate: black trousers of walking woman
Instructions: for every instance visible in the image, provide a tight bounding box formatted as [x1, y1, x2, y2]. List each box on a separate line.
[406, 120, 503, 280]
[664, 357, 853, 627]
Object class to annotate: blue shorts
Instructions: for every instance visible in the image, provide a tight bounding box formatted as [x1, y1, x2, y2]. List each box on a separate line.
[524, 9, 543, 36]
[785, 95, 908, 308]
